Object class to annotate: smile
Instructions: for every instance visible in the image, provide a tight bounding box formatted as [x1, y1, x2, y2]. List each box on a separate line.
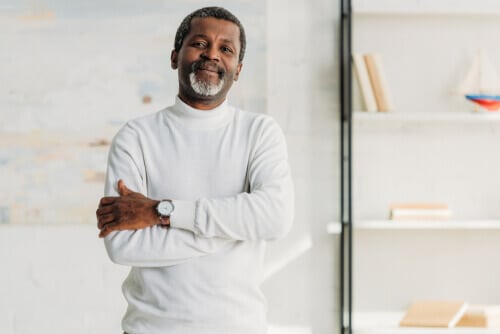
[194, 68, 225, 81]
[197, 68, 219, 74]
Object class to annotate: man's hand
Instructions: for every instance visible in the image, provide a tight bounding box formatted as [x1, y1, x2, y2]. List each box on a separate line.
[96, 180, 166, 238]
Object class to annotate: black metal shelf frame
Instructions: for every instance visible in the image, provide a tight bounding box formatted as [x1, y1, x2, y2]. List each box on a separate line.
[339, 0, 352, 333]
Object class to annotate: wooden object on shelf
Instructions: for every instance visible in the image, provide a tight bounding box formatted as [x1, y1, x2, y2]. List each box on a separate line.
[390, 203, 451, 221]
[353, 53, 377, 112]
[364, 53, 394, 112]
[456, 305, 500, 328]
[399, 300, 468, 328]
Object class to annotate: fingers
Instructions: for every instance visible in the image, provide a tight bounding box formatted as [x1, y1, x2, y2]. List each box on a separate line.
[99, 228, 112, 238]
[118, 179, 132, 196]
[96, 205, 113, 216]
[96, 203, 115, 229]
[99, 197, 115, 207]
[98, 222, 117, 238]
[97, 212, 114, 230]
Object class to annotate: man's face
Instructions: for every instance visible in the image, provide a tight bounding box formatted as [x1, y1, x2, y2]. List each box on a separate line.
[171, 17, 243, 109]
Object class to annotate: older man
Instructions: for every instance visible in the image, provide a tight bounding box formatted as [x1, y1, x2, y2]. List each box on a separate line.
[96, 6, 294, 334]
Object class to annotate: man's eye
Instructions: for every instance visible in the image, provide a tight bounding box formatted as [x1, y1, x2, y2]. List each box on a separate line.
[221, 46, 234, 54]
[192, 42, 206, 48]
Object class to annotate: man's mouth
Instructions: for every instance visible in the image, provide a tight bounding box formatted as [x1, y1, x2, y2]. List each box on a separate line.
[192, 61, 225, 78]
[198, 68, 218, 74]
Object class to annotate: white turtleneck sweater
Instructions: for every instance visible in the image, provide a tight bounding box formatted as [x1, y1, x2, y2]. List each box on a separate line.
[103, 96, 294, 334]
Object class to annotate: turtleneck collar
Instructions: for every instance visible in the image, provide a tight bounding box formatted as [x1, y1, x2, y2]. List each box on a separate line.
[164, 96, 233, 130]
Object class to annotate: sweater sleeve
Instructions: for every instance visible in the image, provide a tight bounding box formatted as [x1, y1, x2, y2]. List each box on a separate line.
[102, 123, 235, 267]
[170, 117, 294, 241]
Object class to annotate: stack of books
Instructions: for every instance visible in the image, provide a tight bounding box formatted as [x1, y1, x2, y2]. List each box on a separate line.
[389, 203, 451, 221]
[400, 301, 500, 329]
[352, 52, 394, 112]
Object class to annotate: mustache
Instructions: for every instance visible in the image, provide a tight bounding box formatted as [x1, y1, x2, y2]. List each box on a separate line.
[192, 60, 225, 79]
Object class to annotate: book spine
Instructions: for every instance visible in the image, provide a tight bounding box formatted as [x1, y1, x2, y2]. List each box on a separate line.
[352, 53, 377, 112]
[364, 53, 395, 112]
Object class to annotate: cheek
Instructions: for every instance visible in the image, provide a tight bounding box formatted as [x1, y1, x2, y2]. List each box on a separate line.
[228, 64, 241, 80]
[179, 61, 194, 76]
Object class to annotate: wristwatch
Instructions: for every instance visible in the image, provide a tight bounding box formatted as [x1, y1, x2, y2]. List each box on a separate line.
[155, 200, 175, 225]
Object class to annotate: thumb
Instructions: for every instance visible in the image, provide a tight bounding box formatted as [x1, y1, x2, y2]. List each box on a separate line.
[118, 179, 132, 196]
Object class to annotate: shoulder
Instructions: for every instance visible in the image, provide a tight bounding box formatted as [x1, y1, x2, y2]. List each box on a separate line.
[112, 109, 165, 144]
[233, 107, 284, 135]
[124, 109, 165, 132]
[231, 108, 287, 156]
[117, 109, 165, 134]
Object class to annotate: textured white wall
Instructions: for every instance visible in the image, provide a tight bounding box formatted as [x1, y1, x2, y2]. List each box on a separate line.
[0, 0, 267, 225]
[263, 0, 340, 333]
[0, 225, 127, 333]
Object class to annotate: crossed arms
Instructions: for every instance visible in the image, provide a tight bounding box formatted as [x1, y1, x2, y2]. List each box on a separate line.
[97, 118, 294, 267]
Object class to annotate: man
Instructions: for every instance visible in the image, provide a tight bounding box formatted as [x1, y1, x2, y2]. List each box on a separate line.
[96, 6, 294, 334]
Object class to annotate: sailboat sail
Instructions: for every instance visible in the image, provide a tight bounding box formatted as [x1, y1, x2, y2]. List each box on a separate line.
[459, 49, 500, 111]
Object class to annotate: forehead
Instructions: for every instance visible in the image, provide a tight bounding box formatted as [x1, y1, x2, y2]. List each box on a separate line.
[187, 17, 240, 45]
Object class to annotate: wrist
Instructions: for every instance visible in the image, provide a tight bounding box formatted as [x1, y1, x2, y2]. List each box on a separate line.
[158, 216, 170, 226]
[150, 200, 161, 225]
[154, 199, 174, 226]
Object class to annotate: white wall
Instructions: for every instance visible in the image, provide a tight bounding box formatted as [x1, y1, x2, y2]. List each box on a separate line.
[0, 1, 341, 334]
[0, 225, 127, 333]
[263, 0, 340, 333]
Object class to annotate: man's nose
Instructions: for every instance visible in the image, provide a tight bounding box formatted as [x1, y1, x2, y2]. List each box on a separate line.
[201, 46, 220, 61]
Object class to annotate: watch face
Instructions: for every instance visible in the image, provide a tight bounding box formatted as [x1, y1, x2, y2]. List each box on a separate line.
[158, 201, 174, 216]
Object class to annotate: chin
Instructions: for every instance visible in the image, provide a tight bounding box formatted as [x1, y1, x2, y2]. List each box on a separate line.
[189, 72, 225, 97]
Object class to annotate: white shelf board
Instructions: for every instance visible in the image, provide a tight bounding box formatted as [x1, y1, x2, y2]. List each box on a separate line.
[353, 311, 500, 334]
[356, 220, 500, 230]
[327, 220, 500, 232]
[354, 111, 500, 124]
[353, 0, 500, 16]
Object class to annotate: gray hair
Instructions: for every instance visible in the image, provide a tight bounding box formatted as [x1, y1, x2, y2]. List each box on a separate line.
[174, 7, 246, 63]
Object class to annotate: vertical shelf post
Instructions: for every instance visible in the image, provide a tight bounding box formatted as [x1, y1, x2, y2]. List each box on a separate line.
[339, 0, 353, 333]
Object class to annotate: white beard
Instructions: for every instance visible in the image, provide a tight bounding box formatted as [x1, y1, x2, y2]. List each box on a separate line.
[189, 72, 224, 96]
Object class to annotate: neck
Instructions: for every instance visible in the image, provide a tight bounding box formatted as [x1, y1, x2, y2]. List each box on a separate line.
[178, 92, 226, 110]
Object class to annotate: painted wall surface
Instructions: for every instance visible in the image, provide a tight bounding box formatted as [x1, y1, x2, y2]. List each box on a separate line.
[0, 1, 341, 334]
[263, 1, 340, 333]
[0, 0, 266, 224]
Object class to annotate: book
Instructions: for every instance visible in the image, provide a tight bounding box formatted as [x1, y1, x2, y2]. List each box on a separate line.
[456, 305, 500, 328]
[364, 53, 395, 112]
[352, 53, 377, 112]
[390, 203, 451, 221]
[400, 301, 468, 328]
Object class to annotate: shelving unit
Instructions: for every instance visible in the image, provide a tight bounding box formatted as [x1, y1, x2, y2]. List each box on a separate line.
[341, 1, 500, 334]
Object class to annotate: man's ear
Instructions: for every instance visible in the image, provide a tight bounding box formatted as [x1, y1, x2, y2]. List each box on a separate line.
[233, 63, 243, 81]
[171, 50, 178, 69]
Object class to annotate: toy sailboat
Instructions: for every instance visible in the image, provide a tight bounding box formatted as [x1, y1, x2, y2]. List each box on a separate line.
[458, 49, 500, 111]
